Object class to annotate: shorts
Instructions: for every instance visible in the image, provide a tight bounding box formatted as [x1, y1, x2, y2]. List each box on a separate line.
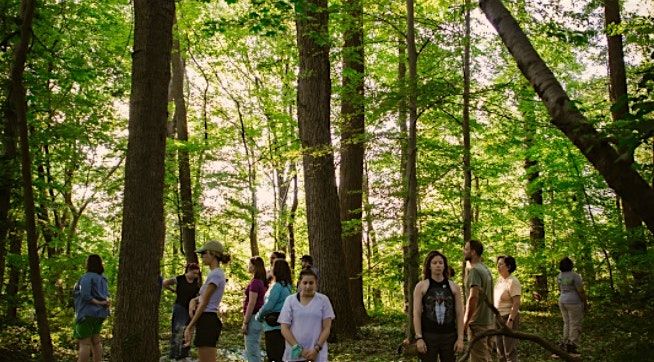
[195, 312, 222, 347]
[73, 316, 105, 340]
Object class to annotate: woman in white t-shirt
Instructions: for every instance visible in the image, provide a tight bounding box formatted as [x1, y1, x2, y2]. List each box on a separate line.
[183, 241, 230, 362]
[494, 255, 521, 362]
[278, 268, 335, 362]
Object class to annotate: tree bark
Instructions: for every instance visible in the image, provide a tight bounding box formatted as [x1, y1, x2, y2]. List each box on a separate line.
[462, 0, 473, 244]
[287, 166, 298, 272]
[111, 1, 174, 360]
[171, 24, 197, 264]
[295, 0, 355, 338]
[479, 0, 654, 234]
[5, 227, 21, 320]
[339, 0, 367, 326]
[9, 0, 55, 359]
[604, 0, 647, 278]
[403, 0, 420, 340]
[520, 85, 548, 299]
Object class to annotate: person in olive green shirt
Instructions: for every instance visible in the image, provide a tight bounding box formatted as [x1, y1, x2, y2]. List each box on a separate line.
[463, 239, 495, 362]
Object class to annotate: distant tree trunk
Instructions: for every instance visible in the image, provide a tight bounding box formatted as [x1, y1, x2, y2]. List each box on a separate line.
[604, 0, 647, 279]
[403, 0, 421, 340]
[479, 0, 654, 234]
[287, 167, 298, 272]
[5, 228, 21, 320]
[0, 83, 19, 298]
[9, 0, 55, 359]
[520, 85, 548, 299]
[171, 25, 197, 264]
[363, 161, 382, 310]
[235, 103, 259, 257]
[339, 0, 367, 326]
[462, 0, 472, 244]
[295, 0, 355, 338]
[111, 1, 174, 361]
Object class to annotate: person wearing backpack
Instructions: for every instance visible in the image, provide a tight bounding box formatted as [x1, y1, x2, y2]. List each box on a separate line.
[73, 254, 110, 362]
[256, 258, 293, 362]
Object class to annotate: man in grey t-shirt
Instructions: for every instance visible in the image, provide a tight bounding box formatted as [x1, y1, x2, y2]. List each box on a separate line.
[463, 239, 494, 362]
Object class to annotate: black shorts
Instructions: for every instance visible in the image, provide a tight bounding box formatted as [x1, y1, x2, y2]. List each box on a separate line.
[194, 312, 222, 347]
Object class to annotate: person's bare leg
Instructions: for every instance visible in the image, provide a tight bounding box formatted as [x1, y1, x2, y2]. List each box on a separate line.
[198, 346, 217, 362]
[91, 335, 103, 362]
[78, 338, 92, 362]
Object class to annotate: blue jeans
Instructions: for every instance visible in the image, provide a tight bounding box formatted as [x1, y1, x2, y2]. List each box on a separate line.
[244, 318, 263, 362]
[170, 303, 190, 359]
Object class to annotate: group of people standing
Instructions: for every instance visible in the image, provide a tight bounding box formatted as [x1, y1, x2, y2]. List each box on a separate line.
[161, 242, 332, 362]
[413, 239, 588, 362]
[71, 240, 587, 362]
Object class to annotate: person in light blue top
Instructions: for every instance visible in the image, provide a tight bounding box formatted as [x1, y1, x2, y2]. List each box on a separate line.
[256, 258, 293, 362]
[73, 254, 110, 362]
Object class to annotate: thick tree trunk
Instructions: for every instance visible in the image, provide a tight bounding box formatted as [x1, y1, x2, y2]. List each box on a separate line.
[295, 0, 355, 338]
[520, 85, 548, 299]
[0, 91, 19, 298]
[479, 0, 654, 234]
[9, 0, 55, 359]
[111, 1, 174, 361]
[403, 0, 421, 340]
[339, 0, 367, 326]
[171, 27, 197, 264]
[462, 0, 473, 244]
[604, 0, 647, 279]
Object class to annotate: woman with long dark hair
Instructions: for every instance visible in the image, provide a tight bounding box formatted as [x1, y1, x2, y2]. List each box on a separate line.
[242, 256, 268, 362]
[184, 241, 231, 362]
[162, 262, 201, 360]
[73, 254, 110, 362]
[412, 251, 464, 362]
[256, 258, 293, 362]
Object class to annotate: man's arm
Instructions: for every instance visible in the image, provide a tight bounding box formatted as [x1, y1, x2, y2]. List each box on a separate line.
[464, 286, 480, 333]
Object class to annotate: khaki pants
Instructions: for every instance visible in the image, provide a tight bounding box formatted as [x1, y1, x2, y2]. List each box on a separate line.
[559, 302, 583, 346]
[496, 314, 519, 362]
[468, 324, 493, 362]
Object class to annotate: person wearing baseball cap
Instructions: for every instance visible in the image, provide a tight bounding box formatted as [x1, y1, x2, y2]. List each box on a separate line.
[184, 241, 231, 361]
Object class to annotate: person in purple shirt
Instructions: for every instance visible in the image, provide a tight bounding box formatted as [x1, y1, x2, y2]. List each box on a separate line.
[242, 256, 268, 362]
[184, 241, 231, 362]
[279, 268, 335, 362]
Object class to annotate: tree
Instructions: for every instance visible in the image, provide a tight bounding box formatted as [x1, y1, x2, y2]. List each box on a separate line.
[171, 18, 197, 264]
[479, 0, 654, 234]
[403, 0, 420, 340]
[339, 0, 367, 325]
[111, 0, 174, 360]
[295, 0, 355, 338]
[462, 0, 473, 244]
[8, 0, 55, 359]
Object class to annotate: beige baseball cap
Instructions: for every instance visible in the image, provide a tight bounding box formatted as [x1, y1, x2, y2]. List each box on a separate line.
[195, 240, 225, 254]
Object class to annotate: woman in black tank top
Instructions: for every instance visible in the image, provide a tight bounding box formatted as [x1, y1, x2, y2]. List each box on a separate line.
[412, 251, 464, 362]
[162, 263, 201, 360]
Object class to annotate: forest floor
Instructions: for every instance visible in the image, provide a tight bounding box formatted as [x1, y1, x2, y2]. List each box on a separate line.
[1, 299, 653, 361]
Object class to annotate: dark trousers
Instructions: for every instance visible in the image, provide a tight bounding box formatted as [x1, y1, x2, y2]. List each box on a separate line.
[420, 331, 457, 362]
[264, 329, 285, 362]
[169, 303, 190, 359]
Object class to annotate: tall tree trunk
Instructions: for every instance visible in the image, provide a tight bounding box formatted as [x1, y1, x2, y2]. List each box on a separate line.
[111, 1, 174, 361]
[295, 0, 355, 338]
[236, 103, 259, 257]
[479, 0, 654, 234]
[9, 0, 55, 359]
[604, 0, 647, 279]
[403, 0, 420, 340]
[287, 166, 298, 272]
[339, 0, 367, 326]
[0, 83, 19, 299]
[462, 0, 473, 244]
[171, 24, 197, 264]
[363, 160, 381, 310]
[520, 85, 548, 299]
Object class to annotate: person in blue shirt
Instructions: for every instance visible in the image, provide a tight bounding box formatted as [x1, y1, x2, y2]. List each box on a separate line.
[73, 254, 110, 362]
[256, 258, 293, 362]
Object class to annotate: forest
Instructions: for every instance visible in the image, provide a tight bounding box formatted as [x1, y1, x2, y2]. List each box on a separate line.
[0, 0, 653, 361]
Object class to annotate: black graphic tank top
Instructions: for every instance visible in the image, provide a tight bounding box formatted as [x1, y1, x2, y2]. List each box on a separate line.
[421, 278, 456, 334]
